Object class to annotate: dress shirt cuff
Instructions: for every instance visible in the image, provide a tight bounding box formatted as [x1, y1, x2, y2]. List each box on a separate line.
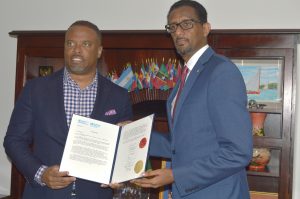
[34, 165, 48, 186]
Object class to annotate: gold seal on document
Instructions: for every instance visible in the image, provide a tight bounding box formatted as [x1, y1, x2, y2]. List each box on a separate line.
[134, 160, 144, 174]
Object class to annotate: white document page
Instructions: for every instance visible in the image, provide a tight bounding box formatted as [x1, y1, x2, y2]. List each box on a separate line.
[60, 114, 120, 184]
[112, 114, 154, 183]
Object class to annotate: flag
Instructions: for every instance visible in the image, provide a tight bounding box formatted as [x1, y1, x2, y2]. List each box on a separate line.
[144, 72, 152, 89]
[115, 64, 134, 90]
[157, 63, 169, 81]
[152, 76, 166, 90]
[153, 63, 169, 90]
[167, 61, 176, 88]
[174, 62, 182, 83]
[150, 60, 159, 77]
[140, 64, 146, 78]
[110, 71, 119, 83]
[130, 73, 137, 92]
[136, 72, 143, 90]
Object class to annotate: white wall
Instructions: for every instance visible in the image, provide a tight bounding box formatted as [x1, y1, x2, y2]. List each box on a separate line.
[1, 0, 300, 197]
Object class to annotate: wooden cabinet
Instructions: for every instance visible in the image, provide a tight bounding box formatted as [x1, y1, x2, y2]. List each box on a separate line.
[8, 29, 298, 199]
[210, 31, 298, 199]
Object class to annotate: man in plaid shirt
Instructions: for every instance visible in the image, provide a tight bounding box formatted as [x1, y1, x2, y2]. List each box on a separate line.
[4, 20, 132, 199]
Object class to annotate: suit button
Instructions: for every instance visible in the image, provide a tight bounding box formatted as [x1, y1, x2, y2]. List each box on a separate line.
[172, 150, 176, 154]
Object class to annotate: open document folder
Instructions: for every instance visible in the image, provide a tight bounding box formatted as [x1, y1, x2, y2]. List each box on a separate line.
[59, 114, 154, 184]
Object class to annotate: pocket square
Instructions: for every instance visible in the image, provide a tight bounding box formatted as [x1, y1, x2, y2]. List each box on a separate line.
[105, 109, 117, 116]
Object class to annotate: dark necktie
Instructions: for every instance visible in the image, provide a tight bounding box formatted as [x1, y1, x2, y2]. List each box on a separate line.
[172, 65, 189, 121]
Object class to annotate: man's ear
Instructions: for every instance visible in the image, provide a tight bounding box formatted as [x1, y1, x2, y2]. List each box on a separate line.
[203, 22, 211, 37]
[98, 46, 103, 58]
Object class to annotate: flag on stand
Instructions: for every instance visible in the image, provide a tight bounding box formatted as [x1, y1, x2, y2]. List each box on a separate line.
[174, 62, 182, 83]
[109, 58, 180, 91]
[152, 74, 167, 90]
[155, 63, 169, 90]
[136, 72, 143, 90]
[110, 70, 119, 83]
[166, 60, 176, 88]
[157, 63, 169, 80]
[115, 64, 134, 90]
[150, 60, 159, 77]
[130, 73, 137, 92]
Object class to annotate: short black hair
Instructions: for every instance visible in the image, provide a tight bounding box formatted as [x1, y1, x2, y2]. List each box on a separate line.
[67, 20, 102, 42]
[168, 0, 207, 23]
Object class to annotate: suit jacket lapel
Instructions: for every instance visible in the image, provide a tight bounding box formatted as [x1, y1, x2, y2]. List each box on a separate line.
[172, 47, 215, 126]
[167, 82, 179, 131]
[90, 74, 110, 120]
[46, 70, 68, 145]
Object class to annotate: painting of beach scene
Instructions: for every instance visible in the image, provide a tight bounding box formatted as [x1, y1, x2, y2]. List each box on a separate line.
[233, 59, 283, 102]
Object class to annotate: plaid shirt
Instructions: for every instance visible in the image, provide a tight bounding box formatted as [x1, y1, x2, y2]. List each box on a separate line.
[34, 68, 98, 185]
[63, 68, 98, 126]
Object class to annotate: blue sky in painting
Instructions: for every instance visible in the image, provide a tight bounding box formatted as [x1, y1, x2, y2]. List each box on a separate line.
[237, 65, 279, 86]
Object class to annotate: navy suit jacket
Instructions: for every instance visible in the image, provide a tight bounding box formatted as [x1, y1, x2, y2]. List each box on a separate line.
[4, 69, 132, 199]
[150, 47, 253, 199]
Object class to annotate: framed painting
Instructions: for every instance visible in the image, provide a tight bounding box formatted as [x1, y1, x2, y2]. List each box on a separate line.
[232, 58, 283, 112]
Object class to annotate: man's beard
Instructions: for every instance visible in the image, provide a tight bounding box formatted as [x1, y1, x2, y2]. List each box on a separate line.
[67, 65, 87, 75]
[176, 45, 192, 57]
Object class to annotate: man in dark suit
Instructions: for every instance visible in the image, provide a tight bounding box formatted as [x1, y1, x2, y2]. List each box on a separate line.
[133, 1, 253, 198]
[4, 20, 132, 199]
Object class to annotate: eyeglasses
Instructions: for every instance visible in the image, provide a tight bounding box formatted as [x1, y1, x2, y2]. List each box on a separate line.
[165, 19, 202, 33]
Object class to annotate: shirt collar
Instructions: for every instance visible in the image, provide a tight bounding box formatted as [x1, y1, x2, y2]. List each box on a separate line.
[63, 68, 98, 90]
[186, 44, 209, 71]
